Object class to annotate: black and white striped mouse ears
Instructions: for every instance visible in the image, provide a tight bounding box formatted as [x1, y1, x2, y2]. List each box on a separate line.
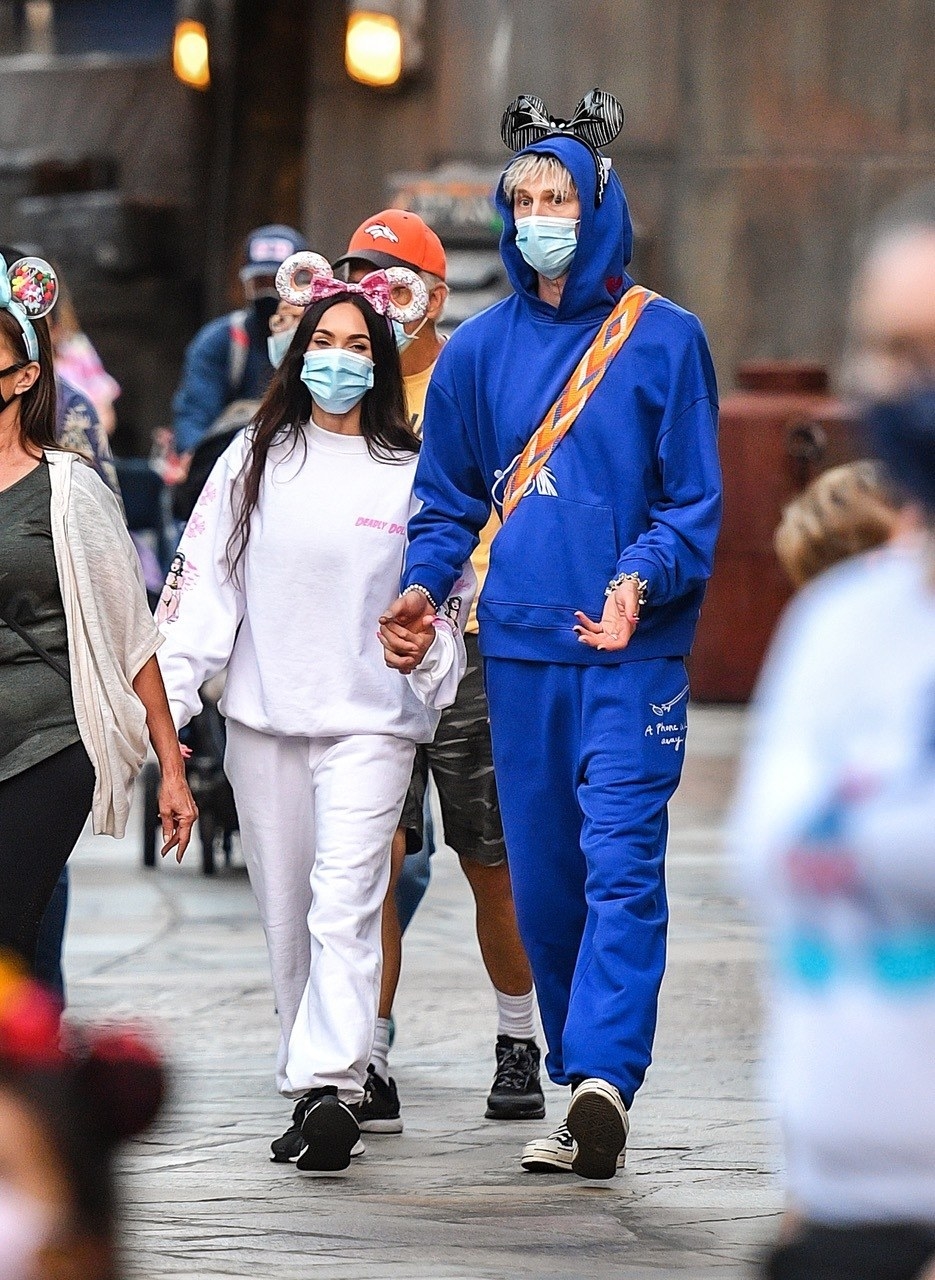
[500, 89, 624, 205]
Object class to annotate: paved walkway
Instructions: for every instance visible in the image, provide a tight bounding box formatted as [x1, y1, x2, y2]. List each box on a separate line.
[64, 707, 780, 1278]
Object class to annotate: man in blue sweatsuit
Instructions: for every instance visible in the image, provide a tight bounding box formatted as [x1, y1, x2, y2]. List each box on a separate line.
[380, 102, 721, 1179]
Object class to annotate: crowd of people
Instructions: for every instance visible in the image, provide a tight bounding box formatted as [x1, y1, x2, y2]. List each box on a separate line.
[0, 82, 933, 1279]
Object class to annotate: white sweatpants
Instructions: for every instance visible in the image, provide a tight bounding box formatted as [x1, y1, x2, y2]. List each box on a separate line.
[224, 720, 415, 1101]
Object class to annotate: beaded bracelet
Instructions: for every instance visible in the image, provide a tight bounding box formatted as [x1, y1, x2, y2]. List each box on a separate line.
[406, 583, 439, 611]
[605, 572, 648, 607]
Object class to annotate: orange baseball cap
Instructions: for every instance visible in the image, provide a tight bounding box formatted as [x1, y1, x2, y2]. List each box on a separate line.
[333, 209, 447, 280]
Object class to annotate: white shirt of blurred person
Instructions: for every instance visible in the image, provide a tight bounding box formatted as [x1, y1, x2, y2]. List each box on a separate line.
[731, 195, 935, 1280]
[171, 224, 308, 461]
[331, 210, 543, 1129]
[156, 271, 475, 1173]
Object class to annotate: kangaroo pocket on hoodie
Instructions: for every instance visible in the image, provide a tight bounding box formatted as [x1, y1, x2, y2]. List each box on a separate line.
[479, 494, 618, 630]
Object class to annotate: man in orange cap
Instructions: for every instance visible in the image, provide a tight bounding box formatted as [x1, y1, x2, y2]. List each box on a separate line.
[334, 211, 544, 1133]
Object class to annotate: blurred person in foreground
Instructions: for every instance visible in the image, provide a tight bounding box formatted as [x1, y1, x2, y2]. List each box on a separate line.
[0, 958, 165, 1280]
[774, 460, 903, 589]
[172, 224, 308, 459]
[380, 91, 721, 1178]
[334, 210, 543, 1129]
[730, 194, 935, 1280]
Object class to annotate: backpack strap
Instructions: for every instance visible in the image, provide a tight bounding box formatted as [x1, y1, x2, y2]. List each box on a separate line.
[227, 309, 250, 396]
[501, 285, 657, 521]
[0, 603, 69, 681]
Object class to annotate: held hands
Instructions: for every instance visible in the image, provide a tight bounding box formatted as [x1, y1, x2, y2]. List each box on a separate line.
[379, 589, 436, 675]
[574, 579, 641, 652]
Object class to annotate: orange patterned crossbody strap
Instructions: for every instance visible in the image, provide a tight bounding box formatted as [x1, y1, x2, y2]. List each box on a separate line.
[500, 285, 658, 521]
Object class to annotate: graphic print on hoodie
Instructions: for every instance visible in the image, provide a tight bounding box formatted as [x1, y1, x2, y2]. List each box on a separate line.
[403, 134, 723, 665]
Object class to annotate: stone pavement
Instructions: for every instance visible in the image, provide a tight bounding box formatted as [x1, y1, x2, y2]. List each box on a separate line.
[64, 706, 781, 1279]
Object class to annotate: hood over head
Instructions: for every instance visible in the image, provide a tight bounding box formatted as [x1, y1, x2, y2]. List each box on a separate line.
[496, 134, 633, 323]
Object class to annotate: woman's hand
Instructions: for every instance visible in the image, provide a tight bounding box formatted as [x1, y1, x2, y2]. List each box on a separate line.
[379, 591, 437, 674]
[159, 768, 198, 862]
[574, 579, 641, 652]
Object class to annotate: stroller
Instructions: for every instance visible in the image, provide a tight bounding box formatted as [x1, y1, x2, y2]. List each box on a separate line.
[142, 400, 260, 875]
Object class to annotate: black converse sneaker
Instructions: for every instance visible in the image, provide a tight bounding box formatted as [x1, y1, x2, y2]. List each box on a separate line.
[296, 1087, 361, 1173]
[485, 1035, 546, 1120]
[565, 1077, 629, 1180]
[521, 1116, 627, 1175]
[349, 1065, 403, 1133]
[521, 1121, 575, 1172]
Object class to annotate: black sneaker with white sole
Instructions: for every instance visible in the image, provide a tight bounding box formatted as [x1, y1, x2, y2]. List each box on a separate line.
[565, 1077, 629, 1180]
[521, 1121, 575, 1172]
[270, 1094, 311, 1163]
[296, 1088, 361, 1173]
[271, 1091, 365, 1164]
[485, 1035, 546, 1120]
[349, 1065, 403, 1133]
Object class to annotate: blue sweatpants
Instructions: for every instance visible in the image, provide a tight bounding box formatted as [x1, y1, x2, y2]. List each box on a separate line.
[483, 655, 689, 1107]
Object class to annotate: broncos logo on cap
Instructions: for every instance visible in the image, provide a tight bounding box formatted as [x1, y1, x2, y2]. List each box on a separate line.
[364, 223, 400, 243]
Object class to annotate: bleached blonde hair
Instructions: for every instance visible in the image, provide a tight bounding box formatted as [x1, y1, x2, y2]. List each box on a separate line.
[502, 154, 578, 205]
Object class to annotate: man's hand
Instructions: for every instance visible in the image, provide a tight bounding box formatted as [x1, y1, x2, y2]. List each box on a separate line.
[379, 589, 437, 674]
[574, 579, 641, 652]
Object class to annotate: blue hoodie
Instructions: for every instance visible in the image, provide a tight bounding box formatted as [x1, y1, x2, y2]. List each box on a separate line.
[403, 135, 722, 665]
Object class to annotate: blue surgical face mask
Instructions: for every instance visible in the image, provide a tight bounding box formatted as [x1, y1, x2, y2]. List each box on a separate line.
[515, 215, 580, 280]
[393, 314, 429, 353]
[300, 348, 374, 416]
[267, 326, 296, 369]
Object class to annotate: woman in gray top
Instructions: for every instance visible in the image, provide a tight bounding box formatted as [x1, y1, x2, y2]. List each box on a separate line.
[0, 254, 196, 976]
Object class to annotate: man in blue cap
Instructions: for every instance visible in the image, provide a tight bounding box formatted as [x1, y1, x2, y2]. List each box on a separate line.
[172, 224, 307, 458]
[379, 93, 722, 1179]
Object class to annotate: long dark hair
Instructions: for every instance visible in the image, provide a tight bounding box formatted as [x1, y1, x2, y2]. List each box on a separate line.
[0, 307, 57, 452]
[227, 292, 418, 575]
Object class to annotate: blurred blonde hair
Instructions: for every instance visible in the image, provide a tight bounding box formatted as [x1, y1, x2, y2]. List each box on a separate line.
[502, 153, 577, 204]
[774, 460, 901, 588]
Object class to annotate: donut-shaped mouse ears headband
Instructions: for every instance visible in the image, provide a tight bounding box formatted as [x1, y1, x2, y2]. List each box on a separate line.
[500, 89, 625, 205]
[276, 252, 429, 324]
[0, 254, 58, 363]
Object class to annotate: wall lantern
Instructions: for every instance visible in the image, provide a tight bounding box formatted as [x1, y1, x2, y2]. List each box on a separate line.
[345, 0, 424, 89]
[173, 2, 211, 91]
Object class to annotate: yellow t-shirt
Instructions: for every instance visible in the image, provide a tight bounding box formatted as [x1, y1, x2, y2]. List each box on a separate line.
[403, 359, 496, 635]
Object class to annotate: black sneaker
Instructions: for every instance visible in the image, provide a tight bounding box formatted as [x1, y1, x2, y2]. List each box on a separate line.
[349, 1065, 404, 1133]
[485, 1035, 546, 1120]
[296, 1088, 361, 1173]
[270, 1094, 311, 1163]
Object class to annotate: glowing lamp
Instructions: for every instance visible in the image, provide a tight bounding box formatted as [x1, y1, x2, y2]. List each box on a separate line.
[345, 11, 403, 88]
[173, 19, 210, 90]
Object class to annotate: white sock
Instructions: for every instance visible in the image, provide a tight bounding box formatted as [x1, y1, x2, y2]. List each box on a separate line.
[495, 988, 536, 1041]
[371, 1017, 392, 1083]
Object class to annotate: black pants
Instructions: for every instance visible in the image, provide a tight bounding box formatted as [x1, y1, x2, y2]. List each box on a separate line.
[766, 1222, 935, 1280]
[0, 742, 95, 974]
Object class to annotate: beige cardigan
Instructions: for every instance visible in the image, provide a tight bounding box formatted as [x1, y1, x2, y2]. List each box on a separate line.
[46, 451, 163, 837]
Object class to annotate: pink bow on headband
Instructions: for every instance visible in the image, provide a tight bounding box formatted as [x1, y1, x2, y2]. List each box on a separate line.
[276, 252, 429, 324]
[311, 270, 393, 314]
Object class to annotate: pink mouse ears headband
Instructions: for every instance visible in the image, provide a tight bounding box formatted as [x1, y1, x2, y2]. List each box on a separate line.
[275, 252, 429, 324]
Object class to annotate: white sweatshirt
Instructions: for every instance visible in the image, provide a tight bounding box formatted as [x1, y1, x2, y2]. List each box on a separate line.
[156, 425, 474, 741]
[730, 543, 935, 1226]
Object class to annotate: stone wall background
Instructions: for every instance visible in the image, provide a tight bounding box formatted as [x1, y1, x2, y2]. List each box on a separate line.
[302, 0, 935, 386]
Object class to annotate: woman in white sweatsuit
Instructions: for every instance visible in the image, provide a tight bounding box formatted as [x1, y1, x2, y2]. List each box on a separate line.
[157, 262, 474, 1174]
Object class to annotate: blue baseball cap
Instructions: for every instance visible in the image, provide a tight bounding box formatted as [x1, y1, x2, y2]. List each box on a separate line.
[240, 225, 308, 280]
